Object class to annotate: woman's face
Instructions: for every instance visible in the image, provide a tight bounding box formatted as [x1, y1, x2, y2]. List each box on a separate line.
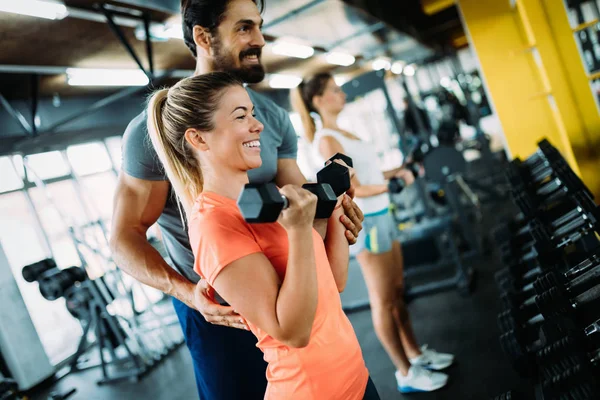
[315, 78, 346, 114]
[204, 85, 264, 172]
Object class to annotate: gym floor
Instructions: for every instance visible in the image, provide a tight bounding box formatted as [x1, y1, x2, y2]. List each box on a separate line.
[30, 231, 529, 400]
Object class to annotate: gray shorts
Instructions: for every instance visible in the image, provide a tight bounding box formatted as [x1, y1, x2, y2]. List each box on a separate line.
[351, 208, 398, 256]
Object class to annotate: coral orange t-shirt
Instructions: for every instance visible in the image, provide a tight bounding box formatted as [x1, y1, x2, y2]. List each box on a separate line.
[188, 191, 369, 400]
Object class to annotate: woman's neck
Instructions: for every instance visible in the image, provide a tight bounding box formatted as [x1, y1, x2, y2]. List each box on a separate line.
[202, 169, 250, 201]
[319, 111, 340, 131]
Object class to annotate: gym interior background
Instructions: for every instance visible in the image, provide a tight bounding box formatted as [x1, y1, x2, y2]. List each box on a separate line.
[1, 0, 600, 399]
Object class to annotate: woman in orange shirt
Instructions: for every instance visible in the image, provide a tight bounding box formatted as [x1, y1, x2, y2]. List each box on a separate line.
[146, 72, 379, 400]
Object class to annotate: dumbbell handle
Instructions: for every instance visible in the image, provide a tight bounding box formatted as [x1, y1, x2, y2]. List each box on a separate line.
[573, 283, 600, 308]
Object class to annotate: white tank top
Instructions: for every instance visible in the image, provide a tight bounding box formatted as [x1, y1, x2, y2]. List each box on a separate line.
[312, 128, 390, 215]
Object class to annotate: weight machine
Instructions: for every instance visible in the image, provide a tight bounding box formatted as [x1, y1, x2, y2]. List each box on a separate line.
[17, 155, 183, 386]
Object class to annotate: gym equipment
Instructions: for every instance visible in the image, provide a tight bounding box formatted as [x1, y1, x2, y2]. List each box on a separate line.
[491, 138, 600, 400]
[237, 182, 337, 223]
[238, 152, 353, 223]
[317, 152, 353, 197]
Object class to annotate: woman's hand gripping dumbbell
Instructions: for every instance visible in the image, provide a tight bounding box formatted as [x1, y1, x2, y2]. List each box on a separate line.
[237, 182, 338, 223]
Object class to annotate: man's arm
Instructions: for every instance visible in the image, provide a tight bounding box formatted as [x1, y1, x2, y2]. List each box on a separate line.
[109, 173, 246, 330]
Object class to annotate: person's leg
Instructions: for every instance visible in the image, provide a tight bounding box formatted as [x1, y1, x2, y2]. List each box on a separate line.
[172, 297, 267, 400]
[358, 212, 448, 393]
[391, 239, 455, 371]
[356, 249, 412, 376]
[390, 240, 421, 359]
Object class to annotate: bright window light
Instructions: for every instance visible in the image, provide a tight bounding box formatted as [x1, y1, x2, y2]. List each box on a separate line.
[0, 157, 24, 193]
[66, 143, 112, 176]
[268, 74, 302, 89]
[271, 41, 314, 59]
[371, 58, 391, 71]
[25, 151, 70, 180]
[403, 64, 417, 77]
[66, 68, 149, 87]
[325, 52, 355, 66]
[391, 61, 404, 75]
[0, 0, 68, 20]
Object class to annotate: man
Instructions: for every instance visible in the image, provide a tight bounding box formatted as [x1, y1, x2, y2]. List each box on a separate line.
[109, 1, 364, 399]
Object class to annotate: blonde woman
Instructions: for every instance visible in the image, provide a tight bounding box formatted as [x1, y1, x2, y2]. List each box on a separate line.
[146, 72, 380, 399]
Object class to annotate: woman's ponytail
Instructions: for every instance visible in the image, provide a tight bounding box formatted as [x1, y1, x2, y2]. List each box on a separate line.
[291, 82, 317, 143]
[146, 88, 202, 220]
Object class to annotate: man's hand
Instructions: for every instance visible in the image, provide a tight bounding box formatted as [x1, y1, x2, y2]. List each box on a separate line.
[340, 194, 364, 245]
[193, 280, 249, 330]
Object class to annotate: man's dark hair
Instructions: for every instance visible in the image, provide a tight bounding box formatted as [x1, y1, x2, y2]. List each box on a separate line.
[181, 0, 264, 58]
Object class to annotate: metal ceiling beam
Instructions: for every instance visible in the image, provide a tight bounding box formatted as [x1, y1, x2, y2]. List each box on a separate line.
[263, 0, 327, 30]
[0, 65, 193, 77]
[41, 71, 175, 134]
[328, 22, 385, 50]
[101, 0, 180, 15]
[0, 94, 33, 136]
[100, 4, 151, 78]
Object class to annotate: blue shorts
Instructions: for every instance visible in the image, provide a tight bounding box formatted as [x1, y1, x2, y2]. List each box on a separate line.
[352, 208, 398, 256]
[172, 297, 268, 400]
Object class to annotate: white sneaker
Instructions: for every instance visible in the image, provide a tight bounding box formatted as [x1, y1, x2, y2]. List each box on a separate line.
[396, 365, 448, 393]
[409, 345, 455, 371]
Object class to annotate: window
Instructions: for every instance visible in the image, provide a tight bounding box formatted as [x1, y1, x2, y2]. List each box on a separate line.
[67, 142, 112, 176]
[25, 151, 70, 180]
[80, 172, 118, 222]
[0, 157, 24, 193]
[104, 136, 123, 171]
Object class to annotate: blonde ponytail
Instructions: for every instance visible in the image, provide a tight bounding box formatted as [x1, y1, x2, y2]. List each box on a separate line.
[147, 89, 201, 221]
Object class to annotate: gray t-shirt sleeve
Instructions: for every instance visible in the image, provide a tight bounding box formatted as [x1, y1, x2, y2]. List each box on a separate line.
[275, 107, 298, 159]
[121, 111, 167, 181]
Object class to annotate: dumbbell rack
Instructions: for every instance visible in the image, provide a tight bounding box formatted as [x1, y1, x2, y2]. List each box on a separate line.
[492, 139, 600, 400]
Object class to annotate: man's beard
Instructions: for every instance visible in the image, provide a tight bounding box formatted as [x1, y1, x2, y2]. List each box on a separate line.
[211, 36, 265, 84]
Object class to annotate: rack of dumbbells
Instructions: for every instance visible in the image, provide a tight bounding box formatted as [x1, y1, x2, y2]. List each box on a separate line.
[492, 139, 600, 400]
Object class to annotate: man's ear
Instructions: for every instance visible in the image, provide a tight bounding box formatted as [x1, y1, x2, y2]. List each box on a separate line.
[185, 128, 209, 151]
[193, 25, 212, 54]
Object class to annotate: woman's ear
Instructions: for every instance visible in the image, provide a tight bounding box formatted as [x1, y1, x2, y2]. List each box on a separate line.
[185, 128, 209, 151]
[193, 25, 212, 55]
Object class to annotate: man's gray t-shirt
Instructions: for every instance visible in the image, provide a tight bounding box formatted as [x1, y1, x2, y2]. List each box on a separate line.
[121, 88, 298, 282]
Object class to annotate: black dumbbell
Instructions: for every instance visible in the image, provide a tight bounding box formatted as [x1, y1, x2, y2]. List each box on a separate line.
[316, 153, 353, 197]
[388, 162, 421, 194]
[237, 182, 337, 223]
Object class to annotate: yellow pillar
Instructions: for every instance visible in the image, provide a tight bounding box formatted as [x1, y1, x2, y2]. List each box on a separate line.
[457, 0, 600, 198]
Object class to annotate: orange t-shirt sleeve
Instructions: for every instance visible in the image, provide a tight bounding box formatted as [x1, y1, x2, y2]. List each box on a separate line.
[189, 208, 262, 286]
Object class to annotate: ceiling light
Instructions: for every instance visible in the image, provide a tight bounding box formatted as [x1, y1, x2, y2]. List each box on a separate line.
[391, 61, 404, 75]
[271, 41, 314, 59]
[135, 23, 183, 41]
[66, 68, 149, 87]
[0, 0, 68, 20]
[268, 74, 302, 89]
[325, 52, 355, 67]
[403, 64, 416, 77]
[371, 58, 391, 71]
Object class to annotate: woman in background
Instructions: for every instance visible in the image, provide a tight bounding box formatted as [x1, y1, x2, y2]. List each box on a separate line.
[292, 72, 454, 394]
